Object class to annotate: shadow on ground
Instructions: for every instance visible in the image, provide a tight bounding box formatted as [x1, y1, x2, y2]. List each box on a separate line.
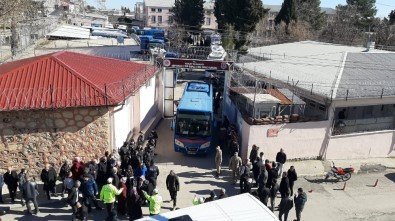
[384, 172, 395, 183]
[304, 177, 341, 184]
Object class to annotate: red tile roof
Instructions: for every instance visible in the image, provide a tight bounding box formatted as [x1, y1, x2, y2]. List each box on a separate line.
[0, 51, 157, 111]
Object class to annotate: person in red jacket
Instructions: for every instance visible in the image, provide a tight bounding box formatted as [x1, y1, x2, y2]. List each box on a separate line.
[117, 177, 128, 216]
[71, 157, 84, 181]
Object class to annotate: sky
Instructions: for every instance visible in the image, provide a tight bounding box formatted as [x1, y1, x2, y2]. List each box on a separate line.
[86, 0, 395, 18]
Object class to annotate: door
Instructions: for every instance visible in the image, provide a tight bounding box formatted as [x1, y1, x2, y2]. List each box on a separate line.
[164, 69, 175, 117]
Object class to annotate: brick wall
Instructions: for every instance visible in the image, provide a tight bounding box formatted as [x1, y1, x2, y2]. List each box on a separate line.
[0, 107, 110, 176]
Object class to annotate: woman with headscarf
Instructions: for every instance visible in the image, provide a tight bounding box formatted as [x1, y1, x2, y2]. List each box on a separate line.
[127, 186, 143, 221]
[117, 177, 128, 216]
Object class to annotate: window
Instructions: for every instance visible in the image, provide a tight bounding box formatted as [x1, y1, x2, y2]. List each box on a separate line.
[151, 16, 156, 23]
[158, 16, 162, 24]
[168, 16, 173, 24]
[205, 18, 211, 26]
[158, 8, 162, 12]
[151, 8, 156, 12]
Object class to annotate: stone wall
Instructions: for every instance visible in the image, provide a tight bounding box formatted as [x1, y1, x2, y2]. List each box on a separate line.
[0, 107, 110, 176]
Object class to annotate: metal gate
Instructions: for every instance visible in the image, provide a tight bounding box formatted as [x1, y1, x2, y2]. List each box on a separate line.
[163, 69, 175, 117]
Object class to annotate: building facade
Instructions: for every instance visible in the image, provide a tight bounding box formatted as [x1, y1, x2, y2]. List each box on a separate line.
[141, 0, 217, 29]
[0, 51, 163, 175]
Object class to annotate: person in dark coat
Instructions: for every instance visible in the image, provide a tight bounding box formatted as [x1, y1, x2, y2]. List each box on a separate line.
[119, 142, 130, 162]
[166, 170, 180, 210]
[117, 177, 128, 216]
[127, 186, 143, 221]
[148, 129, 158, 147]
[109, 167, 120, 188]
[270, 179, 279, 212]
[294, 188, 307, 221]
[249, 145, 259, 165]
[217, 188, 228, 199]
[4, 167, 18, 203]
[266, 162, 278, 189]
[279, 172, 290, 198]
[276, 148, 287, 176]
[258, 165, 268, 189]
[146, 161, 160, 189]
[279, 193, 293, 221]
[22, 176, 39, 215]
[18, 169, 27, 206]
[71, 157, 84, 181]
[239, 159, 251, 194]
[80, 175, 102, 212]
[88, 159, 99, 180]
[97, 157, 108, 192]
[58, 160, 70, 197]
[287, 166, 298, 196]
[252, 157, 261, 187]
[40, 164, 57, 200]
[257, 185, 270, 206]
[67, 180, 81, 217]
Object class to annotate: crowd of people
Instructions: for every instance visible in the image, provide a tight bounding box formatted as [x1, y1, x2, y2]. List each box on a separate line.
[0, 130, 167, 221]
[215, 141, 307, 221]
[0, 123, 309, 221]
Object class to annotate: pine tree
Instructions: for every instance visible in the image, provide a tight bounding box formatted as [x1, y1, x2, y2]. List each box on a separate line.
[214, 0, 265, 51]
[275, 0, 297, 26]
[172, 0, 205, 31]
[389, 10, 395, 25]
[295, 0, 325, 31]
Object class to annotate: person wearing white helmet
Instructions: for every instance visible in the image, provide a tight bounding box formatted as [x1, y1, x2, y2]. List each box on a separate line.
[142, 188, 163, 216]
[100, 177, 123, 219]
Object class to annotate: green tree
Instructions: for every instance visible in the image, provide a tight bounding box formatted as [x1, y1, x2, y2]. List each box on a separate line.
[346, 0, 377, 18]
[295, 0, 325, 31]
[214, 0, 265, 51]
[172, 0, 205, 31]
[275, 0, 297, 26]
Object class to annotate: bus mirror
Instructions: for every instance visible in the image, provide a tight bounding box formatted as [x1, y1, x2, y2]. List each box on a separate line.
[171, 118, 175, 131]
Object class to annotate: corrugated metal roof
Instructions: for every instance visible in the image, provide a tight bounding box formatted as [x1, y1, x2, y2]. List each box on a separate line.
[0, 51, 156, 111]
[243, 41, 393, 99]
[47, 25, 90, 39]
[336, 53, 395, 99]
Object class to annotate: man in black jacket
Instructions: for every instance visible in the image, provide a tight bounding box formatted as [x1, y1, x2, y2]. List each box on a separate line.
[239, 159, 250, 194]
[40, 164, 57, 200]
[4, 167, 18, 203]
[257, 185, 270, 206]
[67, 180, 81, 216]
[266, 162, 279, 189]
[96, 157, 108, 193]
[22, 176, 39, 215]
[294, 188, 307, 221]
[146, 161, 160, 189]
[276, 148, 287, 177]
[166, 170, 179, 210]
[279, 193, 293, 221]
[287, 166, 298, 196]
[59, 160, 70, 197]
[279, 172, 290, 198]
[18, 169, 27, 206]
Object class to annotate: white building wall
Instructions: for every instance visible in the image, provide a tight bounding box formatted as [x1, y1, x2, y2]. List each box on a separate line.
[139, 76, 156, 123]
[112, 96, 133, 149]
[245, 121, 329, 161]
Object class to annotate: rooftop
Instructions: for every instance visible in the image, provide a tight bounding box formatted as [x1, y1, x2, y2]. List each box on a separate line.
[0, 51, 156, 111]
[242, 93, 281, 104]
[242, 41, 393, 99]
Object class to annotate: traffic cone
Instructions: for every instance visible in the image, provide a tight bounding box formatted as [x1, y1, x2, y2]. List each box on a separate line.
[342, 182, 347, 191]
[373, 179, 378, 187]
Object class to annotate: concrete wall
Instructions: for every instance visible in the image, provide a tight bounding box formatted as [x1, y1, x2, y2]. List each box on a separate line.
[243, 120, 329, 161]
[326, 131, 395, 159]
[0, 107, 110, 175]
[139, 76, 156, 124]
[112, 96, 133, 149]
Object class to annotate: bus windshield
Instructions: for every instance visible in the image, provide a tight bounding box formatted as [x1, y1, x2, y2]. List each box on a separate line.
[176, 111, 211, 137]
